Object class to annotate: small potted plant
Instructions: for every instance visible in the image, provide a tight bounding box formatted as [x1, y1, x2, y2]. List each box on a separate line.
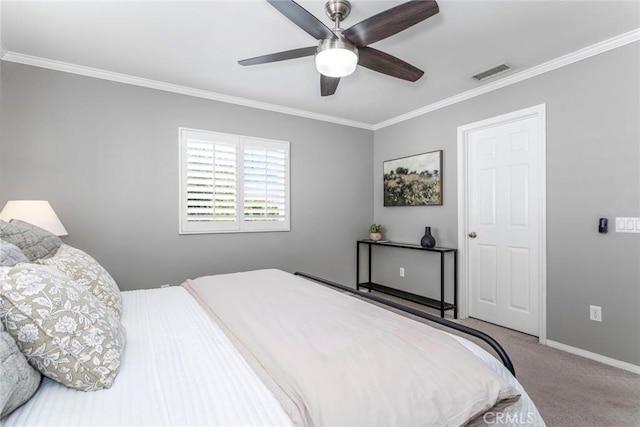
[369, 223, 383, 241]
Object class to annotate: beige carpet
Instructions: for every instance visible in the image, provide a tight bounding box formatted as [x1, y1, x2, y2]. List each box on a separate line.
[365, 291, 640, 427]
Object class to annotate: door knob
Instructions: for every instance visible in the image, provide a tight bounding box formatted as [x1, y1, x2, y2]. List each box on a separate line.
[468, 232, 477, 238]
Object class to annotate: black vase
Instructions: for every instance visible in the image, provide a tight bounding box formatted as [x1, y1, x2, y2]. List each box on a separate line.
[420, 226, 436, 248]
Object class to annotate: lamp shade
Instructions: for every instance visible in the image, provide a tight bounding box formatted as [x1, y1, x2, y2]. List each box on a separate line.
[0, 200, 68, 236]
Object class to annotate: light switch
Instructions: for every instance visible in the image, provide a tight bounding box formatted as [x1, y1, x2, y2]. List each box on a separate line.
[615, 217, 640, 233]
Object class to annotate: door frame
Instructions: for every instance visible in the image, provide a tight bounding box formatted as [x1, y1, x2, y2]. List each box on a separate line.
[456, 104, 547, 344]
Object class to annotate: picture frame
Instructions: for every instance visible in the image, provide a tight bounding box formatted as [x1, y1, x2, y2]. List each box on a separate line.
[383, 150, 443, 206]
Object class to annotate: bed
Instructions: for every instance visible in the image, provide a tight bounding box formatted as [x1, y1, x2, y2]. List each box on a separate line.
[4, 267, 544, 427]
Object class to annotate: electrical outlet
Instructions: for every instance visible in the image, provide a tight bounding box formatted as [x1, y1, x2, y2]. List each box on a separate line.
[399, 267, 405, 277]
[589, 305, 602, 322]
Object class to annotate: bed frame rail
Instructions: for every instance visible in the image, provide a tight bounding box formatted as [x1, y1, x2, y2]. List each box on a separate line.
[294, 271, 516, 377]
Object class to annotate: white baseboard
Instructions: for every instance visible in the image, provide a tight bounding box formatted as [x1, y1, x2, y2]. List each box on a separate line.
[546, 340, 640, 375]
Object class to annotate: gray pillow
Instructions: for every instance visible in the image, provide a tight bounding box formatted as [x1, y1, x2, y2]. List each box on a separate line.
[0, 240, 29, 267]
[0, 220, 62, 261]
[0, 319, 42, 419]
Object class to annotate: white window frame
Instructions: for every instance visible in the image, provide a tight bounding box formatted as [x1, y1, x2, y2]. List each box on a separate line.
[179, 127, 290, 234]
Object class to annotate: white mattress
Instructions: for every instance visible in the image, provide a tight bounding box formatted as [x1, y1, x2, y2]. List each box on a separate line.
[5, 285, 543, 426]
[4, 287, 293, 427]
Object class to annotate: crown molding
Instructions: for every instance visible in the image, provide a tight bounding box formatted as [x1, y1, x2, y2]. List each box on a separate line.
[373, 28, 640, 130]
[1, 28, 637, 131]
[0, 51, 374, 131]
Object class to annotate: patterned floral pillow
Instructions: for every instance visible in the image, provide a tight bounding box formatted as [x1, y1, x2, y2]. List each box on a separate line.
[0, 264, 125, 391]
[38, 244, 122, 318]
[1, 318, 41, 419]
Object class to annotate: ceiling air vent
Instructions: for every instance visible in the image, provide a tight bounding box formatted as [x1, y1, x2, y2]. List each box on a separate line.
[471, 63, 511, 81]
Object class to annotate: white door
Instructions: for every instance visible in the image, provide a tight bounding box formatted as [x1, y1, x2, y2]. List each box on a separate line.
[464, 111, 543, 336]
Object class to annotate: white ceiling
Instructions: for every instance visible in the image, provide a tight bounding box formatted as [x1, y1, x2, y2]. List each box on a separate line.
[2, 1, 639, 126]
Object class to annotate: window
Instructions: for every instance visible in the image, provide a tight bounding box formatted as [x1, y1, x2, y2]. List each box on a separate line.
[179, 128, 290, 234]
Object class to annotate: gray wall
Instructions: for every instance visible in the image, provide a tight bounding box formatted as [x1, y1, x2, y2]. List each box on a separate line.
[0, 62, 374, 289]
[373, 43, 640, 366]
[2, 42, 638, 367]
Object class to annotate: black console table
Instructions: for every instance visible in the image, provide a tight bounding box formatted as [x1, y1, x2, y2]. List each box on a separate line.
[356, 240, 458, 318]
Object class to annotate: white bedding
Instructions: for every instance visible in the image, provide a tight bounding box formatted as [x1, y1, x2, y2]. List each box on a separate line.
[4, 287, 293, 427]
[449, 336, 542, 425]
[4, 282, 543, 426]
[185, 270, 535, 426]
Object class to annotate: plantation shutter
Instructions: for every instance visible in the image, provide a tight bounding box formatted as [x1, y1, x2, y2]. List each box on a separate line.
[185, 140, 237, 221]
[243, 140, 288, 225]
[180, 128, 290, 234]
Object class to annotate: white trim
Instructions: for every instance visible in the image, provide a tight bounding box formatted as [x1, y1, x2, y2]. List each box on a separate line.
[546, 340, 640, 375]
[456, 136, 469, 319]
[374, 28, 640, 130]
[0, 29, 637, 131]
[457, 104, 547, 344]
[0, 0, 4, 59]
[0, 51, 373, 131]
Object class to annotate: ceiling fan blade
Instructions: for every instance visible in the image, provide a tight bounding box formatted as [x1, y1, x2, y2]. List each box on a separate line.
[343, 0, 439, 47]
[358, 47, 424, 82]
[320, 75, 340, 96]
[267, 0, 337, 41]
[238, 46, 317, 66]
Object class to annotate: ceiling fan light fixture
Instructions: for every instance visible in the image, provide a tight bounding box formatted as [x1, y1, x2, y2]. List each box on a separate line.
[315, 37, 358, 78]
[240, 0, 438, 96]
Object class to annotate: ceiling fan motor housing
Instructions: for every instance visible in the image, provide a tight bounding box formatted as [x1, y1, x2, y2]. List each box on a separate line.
[324, 0, 352, 23]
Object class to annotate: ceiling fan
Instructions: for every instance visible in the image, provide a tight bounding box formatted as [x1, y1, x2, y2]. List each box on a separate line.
[238, 0, 439, 96]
